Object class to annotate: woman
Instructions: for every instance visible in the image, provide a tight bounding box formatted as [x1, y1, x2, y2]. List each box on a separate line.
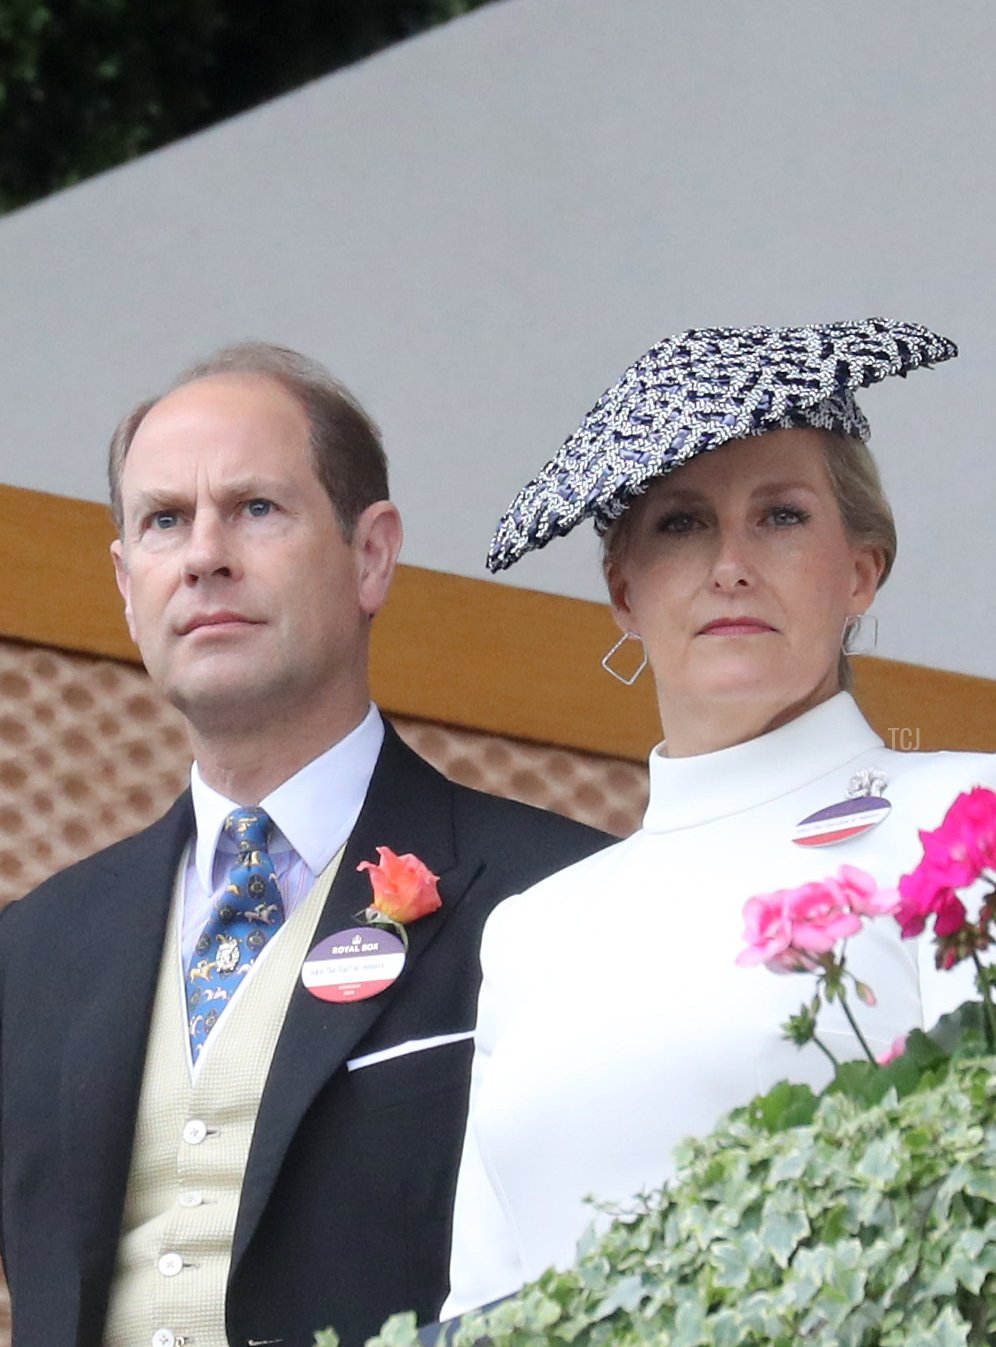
[443, 319, 996, 1317]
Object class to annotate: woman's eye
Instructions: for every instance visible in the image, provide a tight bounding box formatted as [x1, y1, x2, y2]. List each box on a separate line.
[768, 504, 810, 527]
[655, 511, 700, 535]
[244, 499, 273, 518]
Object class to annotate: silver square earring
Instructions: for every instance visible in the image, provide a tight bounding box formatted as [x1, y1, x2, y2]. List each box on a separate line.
[601, 632, 648, 685]
[842, 614, 878, 657]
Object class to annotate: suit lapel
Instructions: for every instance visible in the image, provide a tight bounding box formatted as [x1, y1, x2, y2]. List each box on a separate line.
[233, 728, 482, 1264]
[60, 794, 193, 1284]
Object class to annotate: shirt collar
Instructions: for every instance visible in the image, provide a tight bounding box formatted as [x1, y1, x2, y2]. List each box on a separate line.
[190, 704, 385, 890]
[643, 693, 884, 834]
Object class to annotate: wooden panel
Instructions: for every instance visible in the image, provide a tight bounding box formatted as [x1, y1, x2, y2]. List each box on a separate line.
[369, 566, 662, 760]
[1, 482, 992, 761]
[0, 483, 131, 660]
[852, 657, 995, 755]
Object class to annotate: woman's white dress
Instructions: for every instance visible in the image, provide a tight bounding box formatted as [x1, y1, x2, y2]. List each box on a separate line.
[443, 693, 996, 1316]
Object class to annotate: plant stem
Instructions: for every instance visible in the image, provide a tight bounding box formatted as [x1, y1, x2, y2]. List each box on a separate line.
[970, 950, 996, 1053]
[813, 1034, 840, 1068]
[839, 992, 877, 1064]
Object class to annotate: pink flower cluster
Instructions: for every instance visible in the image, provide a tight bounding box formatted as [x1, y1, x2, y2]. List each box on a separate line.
[895, 788, 996, 940]
[737, 865, 898, 972]
[876, 1035, 907, 1066]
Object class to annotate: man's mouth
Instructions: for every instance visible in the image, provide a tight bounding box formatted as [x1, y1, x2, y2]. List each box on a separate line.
[178, 612, 258, 636]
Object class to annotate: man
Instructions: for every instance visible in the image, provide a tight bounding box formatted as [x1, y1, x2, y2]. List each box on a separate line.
[0, 344, 608, 1347]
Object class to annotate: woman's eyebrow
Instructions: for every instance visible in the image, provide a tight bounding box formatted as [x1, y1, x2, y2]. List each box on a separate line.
[648, 485, 708, 505]
[747, 479, 822, 498]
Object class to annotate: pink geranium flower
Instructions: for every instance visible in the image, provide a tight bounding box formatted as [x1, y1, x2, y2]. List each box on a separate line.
[736, 871, 876, 972]
[897, 789, 996, 945]
[943, 787, 996, 863]
[738, 791, 996, 1068]
[736, 892, 799, 969]
[916, 787, 996, 894]
[895, 862, 957, 938]
[785, 880, 862, 953]
[737, 866, 896, 1067]
[837, 865, 899, 917]
[876, 1035, 907, 1066]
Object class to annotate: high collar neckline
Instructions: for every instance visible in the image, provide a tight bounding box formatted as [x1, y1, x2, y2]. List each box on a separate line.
[643, 693, 883, 834]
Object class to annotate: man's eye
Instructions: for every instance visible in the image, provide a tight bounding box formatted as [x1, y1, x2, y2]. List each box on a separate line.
[151, 511, 180, 530]
[245, 499, 273, 518]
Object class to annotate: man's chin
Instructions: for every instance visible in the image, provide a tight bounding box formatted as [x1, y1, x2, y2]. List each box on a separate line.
[163, 669, 284, 730]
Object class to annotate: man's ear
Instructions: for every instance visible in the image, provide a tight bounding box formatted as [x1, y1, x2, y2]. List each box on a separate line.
[110, 539, 138, 642]
[354, 502, 403, 618]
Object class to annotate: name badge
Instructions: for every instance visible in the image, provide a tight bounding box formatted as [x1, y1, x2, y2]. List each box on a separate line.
[302, 927, 406, 1003]
[793, 795, 891, 847]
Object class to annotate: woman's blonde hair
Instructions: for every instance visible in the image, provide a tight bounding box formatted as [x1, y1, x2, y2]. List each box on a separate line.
[601, 430, 897, 690]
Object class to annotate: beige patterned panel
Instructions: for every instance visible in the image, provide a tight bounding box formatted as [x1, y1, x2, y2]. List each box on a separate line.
[0, 640, 192, 906]
[394, 718, 648, 838]
[0, 636, 647, 909]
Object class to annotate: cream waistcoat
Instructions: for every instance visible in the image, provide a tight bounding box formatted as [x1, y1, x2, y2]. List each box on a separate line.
[102, 847, 343, 1347]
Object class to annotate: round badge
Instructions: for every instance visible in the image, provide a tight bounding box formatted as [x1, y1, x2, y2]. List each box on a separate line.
[793, 795, 891, 847]
[301, 926, 406, 1003]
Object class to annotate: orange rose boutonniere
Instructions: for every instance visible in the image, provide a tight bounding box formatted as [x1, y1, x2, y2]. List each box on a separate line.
[357, 846, 442, 947]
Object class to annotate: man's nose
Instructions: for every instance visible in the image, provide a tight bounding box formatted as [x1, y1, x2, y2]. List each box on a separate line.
[182, 511, 237, 582]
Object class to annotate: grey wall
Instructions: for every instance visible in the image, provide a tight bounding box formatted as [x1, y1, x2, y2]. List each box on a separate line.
[0, 0, 993, 679]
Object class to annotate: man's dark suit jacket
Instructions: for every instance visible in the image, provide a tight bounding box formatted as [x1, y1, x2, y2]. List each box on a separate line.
[0, 723, 610, 1347]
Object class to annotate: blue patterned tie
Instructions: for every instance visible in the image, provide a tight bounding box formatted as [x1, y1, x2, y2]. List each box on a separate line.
[186, 807, 286, 1060]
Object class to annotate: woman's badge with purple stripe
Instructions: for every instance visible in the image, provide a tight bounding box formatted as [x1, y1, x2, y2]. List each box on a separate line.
[793, 769, 891, 848]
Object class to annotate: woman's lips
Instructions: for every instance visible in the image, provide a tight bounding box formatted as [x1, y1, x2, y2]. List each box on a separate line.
[697, 617, 776, 636]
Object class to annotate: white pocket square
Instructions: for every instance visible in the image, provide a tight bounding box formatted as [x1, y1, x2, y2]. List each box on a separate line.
[346, 1030, 475, 1072]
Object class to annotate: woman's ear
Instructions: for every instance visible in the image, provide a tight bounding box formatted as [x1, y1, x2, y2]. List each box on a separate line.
[849, 544, 886, 614]
[605, 560, 635, 635]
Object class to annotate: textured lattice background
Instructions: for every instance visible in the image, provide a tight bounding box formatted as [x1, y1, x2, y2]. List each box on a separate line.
[0, 637, 647, 908]
[0, 636, 648, 1344]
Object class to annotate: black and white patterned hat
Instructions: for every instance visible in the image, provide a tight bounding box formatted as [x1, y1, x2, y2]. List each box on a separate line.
[486, 317, 957, 572]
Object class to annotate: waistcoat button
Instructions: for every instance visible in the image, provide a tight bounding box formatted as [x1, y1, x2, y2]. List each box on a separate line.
[158, 1252, 184, 1278]
[182, 1119, 208, 1145]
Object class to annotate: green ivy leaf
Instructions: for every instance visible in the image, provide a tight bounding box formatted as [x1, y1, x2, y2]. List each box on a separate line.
[902, 1303, 972, 1347]
[744, 1080, 818, 1133]
[759, 1202, 810, 1268]
[830, 1059, 895, 1107]
[928, 1002, 990, 1056]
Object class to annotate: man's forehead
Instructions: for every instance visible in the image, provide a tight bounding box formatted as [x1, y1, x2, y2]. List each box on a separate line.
[123, 373, 311, 477]
[135, 372, 305, 439]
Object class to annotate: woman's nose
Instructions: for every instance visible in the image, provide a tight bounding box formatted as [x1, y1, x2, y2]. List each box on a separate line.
[709, 530, 754, 589]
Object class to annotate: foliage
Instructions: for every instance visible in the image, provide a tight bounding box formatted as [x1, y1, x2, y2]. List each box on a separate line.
[0, 0, 497, 213]
[328, 1002, 996, 1347]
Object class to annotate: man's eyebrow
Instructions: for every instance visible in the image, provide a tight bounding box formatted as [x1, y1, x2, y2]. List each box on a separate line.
[127, 487, 184, 515]
[221, 476, 287, 497]
[127, 476, 290, 511]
